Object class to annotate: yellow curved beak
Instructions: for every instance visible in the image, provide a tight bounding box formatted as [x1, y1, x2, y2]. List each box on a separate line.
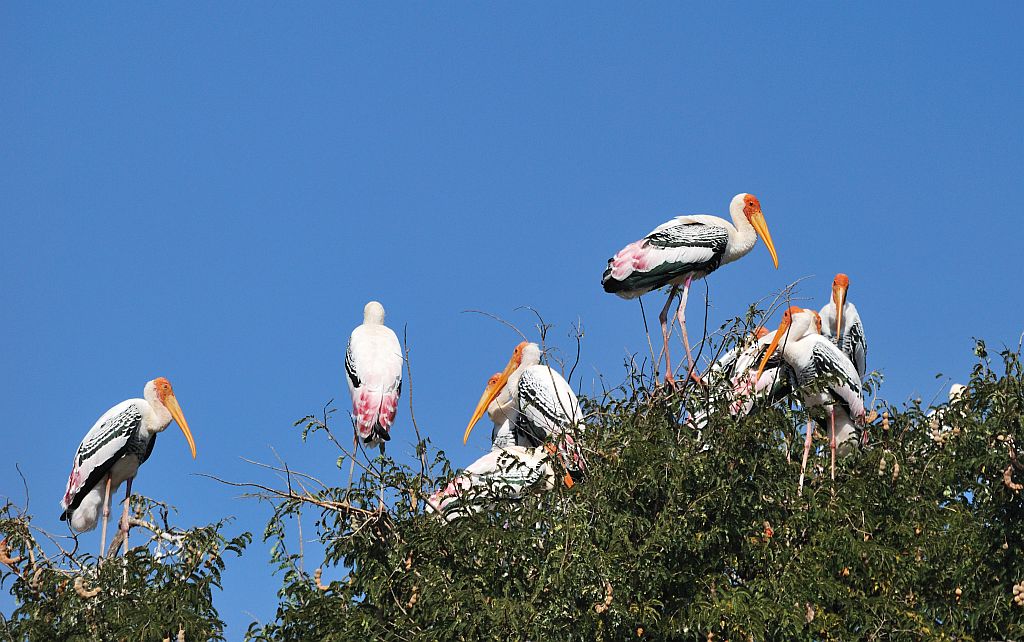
[463, 348, 523, 444]
[164, 393, 196, 459]
[832, 283, 847, 340]
[755, 317, 790, 381]
[749, 209, 779, 269]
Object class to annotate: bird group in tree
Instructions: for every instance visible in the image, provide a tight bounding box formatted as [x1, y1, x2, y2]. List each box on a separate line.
[60, 192, 894, 546]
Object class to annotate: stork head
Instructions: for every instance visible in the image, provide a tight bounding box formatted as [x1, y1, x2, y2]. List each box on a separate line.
[732, 193, 779, 269]
[363, 301, 386, 325]
[811, 310, 823, 335]
[831, 273, 850, 339]
[463, 342, 528, 444]
[755, 306, 814, 380]
[753, 326, 769, 340]
[146, 377, 196, 459]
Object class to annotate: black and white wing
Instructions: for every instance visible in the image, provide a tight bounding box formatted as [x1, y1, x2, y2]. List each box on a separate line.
[60, 400, 144, 520]
[807, 338, 864, 420]
[843, 320, 868, 380]
[514, 365, 586, 471]
[602, 216, 730, 297]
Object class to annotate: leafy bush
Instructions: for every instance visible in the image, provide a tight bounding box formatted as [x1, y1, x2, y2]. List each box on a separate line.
[0, 497, 249, 641]
[245, 340, 1024, 641]
[4, 336, 1023, 641]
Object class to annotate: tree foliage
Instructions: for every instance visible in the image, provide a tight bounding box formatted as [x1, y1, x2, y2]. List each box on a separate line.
[4, 335, 1024, 640]
[0, 497, 250, 641]
[245, 338, 1024, 641]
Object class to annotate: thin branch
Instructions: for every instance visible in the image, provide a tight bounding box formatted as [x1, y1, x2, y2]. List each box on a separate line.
[199, 474, 381, 518]
[462, 309, 528, 341]
[403, 324, 429, 481]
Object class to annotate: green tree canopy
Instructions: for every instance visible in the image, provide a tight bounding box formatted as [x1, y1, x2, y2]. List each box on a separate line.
[4, 337, 1024, 641]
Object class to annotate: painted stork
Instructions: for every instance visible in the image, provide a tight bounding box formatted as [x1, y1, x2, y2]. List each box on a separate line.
[692, 327, 796, 427]
[464, 341, 586, 483]
[344, 301, 402, 453]
[756, 306, 864, 493]
[602, 193, 779, 386]
[59, 377, 196, 557]
[427, 345, 585, 522]
[819, 273, 867, 380]
[425, 445, 556, 521]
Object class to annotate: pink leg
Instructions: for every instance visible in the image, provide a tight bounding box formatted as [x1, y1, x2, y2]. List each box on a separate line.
[675, 277, 696, 382]
[830, 408, 837, 481]
[799, 417, 814, 495]
[99, 476, 112, 558]
[658, 286, 680, 387]
[120, 477, 134, 556]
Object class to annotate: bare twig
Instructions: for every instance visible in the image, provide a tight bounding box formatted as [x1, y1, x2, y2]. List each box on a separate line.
[199, 474, 381, 518]
[567, 318, 584, 387]
[403, 325, 429, 480]
[637, 297, 659, 382]
[462, 309, 528, 341]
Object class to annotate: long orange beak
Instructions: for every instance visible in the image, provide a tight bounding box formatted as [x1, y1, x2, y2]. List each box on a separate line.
[463, 354, 520, 444]
[755, 316, 791, 381]
[163, 393, 196, 459]
[832, 283, 847, 340]
[749, 209, 779, 269]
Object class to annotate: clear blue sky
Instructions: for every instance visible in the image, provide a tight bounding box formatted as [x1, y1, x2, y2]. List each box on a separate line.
[2, 3, 1021, 637]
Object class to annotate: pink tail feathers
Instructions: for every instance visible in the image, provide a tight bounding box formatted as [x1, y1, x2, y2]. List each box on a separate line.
[353, 387, 399, 443]
[609, 240, 650, 280]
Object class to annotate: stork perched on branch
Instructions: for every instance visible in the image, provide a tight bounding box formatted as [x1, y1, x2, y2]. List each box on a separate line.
[819, 273, 868, 380]
[345, 301, 403, 452]
[464, 341, 586, 479]
[60, 377, 196, 557]
[602, 193, 779, 387]
[429, 342, 586, 521]
[344, 300, 403, 504]
[757, 307, 864, 493]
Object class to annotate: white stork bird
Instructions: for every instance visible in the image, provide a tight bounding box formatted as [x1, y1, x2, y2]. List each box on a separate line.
[602, 193, 779, 387]
[427, 344, 585, 522]
[464, 341, 586, 483]
[692, 327, 796, 427]
[756, 306, 864, 493]
[344, 301, 402, 503]
[344, 301, 403, 453]
[819, 273, 867, 380]
[425, 445, 556, 522]
[60, 377, 196, 557]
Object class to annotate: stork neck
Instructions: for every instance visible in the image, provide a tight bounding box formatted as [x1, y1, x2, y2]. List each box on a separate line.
[521, 343, 542, 367]
[722, 208, 756, 266]
[142, 390, 173, 434]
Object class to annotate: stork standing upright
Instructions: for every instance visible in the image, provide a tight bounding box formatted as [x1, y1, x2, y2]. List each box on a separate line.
[756, 307, 864, 493]
[819, 273, 867, 381]
[465, 341, 586, 482]
[344, 301, 403, 501]
[60, 377, 196, 557]
[602, 193, 779, 386]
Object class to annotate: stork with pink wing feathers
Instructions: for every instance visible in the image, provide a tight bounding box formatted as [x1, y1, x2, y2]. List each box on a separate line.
[344, 301, 403, 499]
[602, 193, 780, 387]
